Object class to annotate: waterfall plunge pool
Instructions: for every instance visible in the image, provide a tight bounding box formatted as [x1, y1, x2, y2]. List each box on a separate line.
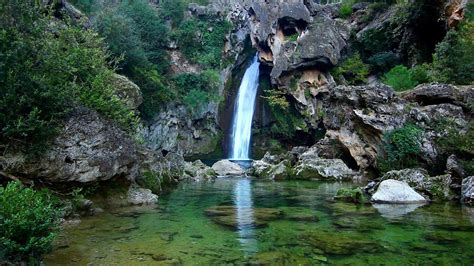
[45, 178, 474, 265]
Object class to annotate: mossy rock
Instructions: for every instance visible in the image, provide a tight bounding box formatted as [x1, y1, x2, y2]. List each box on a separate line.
[334, 187, 367, 203]
[333, 216, 384, 232]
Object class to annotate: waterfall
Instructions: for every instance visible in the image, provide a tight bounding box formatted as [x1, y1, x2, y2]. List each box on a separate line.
[230, 54, 260, 160]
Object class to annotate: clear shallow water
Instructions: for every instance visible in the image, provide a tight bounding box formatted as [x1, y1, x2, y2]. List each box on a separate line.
[45, 178, 474, 265]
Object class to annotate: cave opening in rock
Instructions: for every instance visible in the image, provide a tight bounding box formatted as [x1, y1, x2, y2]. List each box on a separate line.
[278, 17, 308, 38]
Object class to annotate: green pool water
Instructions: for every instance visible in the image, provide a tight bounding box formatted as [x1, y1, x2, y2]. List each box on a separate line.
[45, 178, 474, 265]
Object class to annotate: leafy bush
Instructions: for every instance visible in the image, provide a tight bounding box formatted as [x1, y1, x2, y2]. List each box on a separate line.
[339, 2, 353, 18]
[0, 2, 138, 150]
[437, 123, 474, 176]
[263, 89, 307, 138]
[0, 182, 61, 263]
[174, 17, 232, 69]
[160, 0, 185, 27]
[382, 65, 415, 91]
[430, 21, 474, 85]
[383, 64, 431, 91]
[173, 70, 220, 112]
[332, 53, 370, 85]
[367, 51, 400, 73]
[378, 124, 423, 172]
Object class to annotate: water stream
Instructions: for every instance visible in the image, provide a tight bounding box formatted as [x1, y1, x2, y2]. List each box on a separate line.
[229, 55, 260, 160]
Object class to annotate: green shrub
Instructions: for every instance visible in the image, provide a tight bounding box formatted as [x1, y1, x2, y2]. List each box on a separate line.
[0, 2, 138, 150]
[160, 0, 185, 27]
[383, 64, 431, 91]
[437, 123, 474, 176]
[430, 21, 474, 85]
[410, 64, 430, 85]
[378, 124, 423, 172]
[339, 2, 353, 18]
[382, 65, 415, 91]
[0, 182, 61, 263]
[174, 17, 232, 69]
[332, 53, 370, 85]
[367, 51, 400, 74]
[173, 70, 220, 113]
[263, 89, 307, 139]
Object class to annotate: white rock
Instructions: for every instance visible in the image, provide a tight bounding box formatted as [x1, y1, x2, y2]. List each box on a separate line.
[212, 160, 244, 176]
[371, 179, 427, 203]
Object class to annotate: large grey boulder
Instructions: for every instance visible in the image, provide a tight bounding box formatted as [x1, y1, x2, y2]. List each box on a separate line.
[402, 83, 473, 110]
[381, 168, 454, 201]
[249, 159, 292, 180]
[461, 176, 474, 206]
[0, 107, 139, 183]
[111, 74, 143, 110]
[294, 147, 355, 180]
[372, 179, 428, 203]
[212, 160, 244, 176]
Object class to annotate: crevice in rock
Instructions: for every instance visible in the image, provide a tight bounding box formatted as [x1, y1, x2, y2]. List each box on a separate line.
[278, 17, 308, 37]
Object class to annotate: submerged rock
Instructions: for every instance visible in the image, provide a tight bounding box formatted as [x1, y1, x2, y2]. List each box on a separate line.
[334, 187, 367, 203]
[212, 160, 244, 176]
[303, 230, 382, 255]
[371, 179, 428, 203]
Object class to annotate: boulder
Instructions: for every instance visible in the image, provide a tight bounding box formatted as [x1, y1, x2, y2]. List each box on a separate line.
[0, 107, 139, 183]
[446, 154, 467, 181]
[381, 168, 454, 201]
[371, 179, 428, 203]
[294, 158, 355, 180]
[184, 160, 217, 181]
[212, 160, 244, 176]
[127, 186, 158, 205]
[461, 176, 474, 206]
[402, 83, 474, 110]
[110, 74, 143, 110]
[249, 159, 292, 180]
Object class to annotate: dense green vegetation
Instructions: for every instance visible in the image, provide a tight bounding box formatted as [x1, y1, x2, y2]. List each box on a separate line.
[437, 123, 474, 176]
[332, 53, 370, 85]
[378, 124, 423, 172]
[340, 1, 474, 90]
[0, 182, 61, 263]
[0, 1, 138, 151]
[74, 0, 231, 118]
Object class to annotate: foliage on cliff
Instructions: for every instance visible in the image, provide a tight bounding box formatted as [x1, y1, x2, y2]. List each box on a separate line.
[76, 0, 230, 118]
[0, 1, 138, 151]
[0, 182, 61, 263]
[378, 124, 423, 172]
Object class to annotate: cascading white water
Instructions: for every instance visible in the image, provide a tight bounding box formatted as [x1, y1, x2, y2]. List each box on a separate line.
[230, 55, 260, 160]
